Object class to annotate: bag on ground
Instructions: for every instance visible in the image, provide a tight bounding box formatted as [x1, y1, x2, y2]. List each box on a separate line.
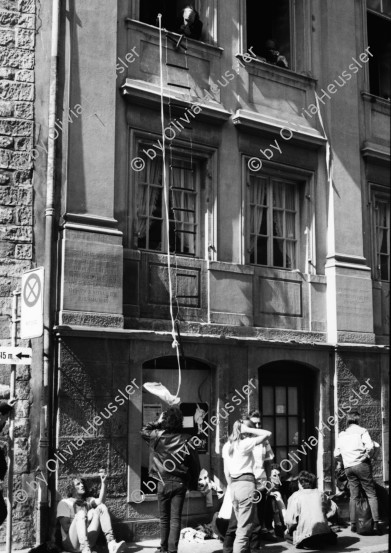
[355, 496, 373, 535]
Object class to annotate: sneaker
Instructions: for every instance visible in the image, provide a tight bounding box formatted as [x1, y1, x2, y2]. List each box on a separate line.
[108, 541, 127, 553]
[350, 523, 357, 533]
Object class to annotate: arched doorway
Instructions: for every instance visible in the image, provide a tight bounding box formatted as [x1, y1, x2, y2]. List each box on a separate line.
[141, 356, 212, 494]
[258, 362, 318, 479]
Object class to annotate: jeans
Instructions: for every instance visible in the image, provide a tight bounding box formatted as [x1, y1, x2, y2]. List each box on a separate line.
[223, 506, 262, 553]
[157, 480, 187, 553]
[223, 509, 238, 553]
[230, 479, 256, 553]
[62, 503, 115, 551]
[345, 461, 380, 522]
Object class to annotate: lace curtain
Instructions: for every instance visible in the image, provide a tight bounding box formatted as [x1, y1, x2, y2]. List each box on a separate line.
[171, 166, 195, 254]
[136, 157, 162, 248]
[249, 176, 267, 261]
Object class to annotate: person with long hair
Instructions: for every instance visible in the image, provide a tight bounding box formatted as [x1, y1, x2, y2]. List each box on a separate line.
[222, 418, 272, 553]
[284, 471, 337, 548]
[141, 407, 200, 553]
[56, 473, 126, 553]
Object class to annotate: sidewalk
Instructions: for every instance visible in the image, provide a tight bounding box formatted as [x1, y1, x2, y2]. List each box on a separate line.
[127, 527, 389, 553]
[5, 526, 389, 553]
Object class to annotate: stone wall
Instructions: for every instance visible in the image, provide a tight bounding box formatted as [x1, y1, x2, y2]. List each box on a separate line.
[0, 0, 35, 548]
[337, 351, 383, 479]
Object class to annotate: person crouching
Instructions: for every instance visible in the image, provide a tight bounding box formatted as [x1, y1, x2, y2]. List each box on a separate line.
[284, 471, 338, 548]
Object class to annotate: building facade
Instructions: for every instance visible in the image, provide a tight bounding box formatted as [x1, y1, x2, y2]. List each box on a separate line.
[0, 0, 390, 548]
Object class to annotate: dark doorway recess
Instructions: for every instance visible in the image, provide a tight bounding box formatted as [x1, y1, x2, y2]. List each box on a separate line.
[259, 362, 317, 477]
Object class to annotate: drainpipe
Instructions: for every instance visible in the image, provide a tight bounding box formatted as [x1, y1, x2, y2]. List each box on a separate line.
[38, 0, 60, 543]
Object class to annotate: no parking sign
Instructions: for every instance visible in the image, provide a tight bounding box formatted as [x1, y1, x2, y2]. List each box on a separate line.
[21, 267, 44, 339]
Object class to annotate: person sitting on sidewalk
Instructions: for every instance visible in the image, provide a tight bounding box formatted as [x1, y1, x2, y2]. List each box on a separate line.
[57, 471, 126, 553]
[284, 471, 338, 549]
[334, 411, 381, 535]
[263, 464, 287, 538]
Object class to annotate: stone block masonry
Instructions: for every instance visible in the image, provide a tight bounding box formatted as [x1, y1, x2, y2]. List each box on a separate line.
[0, 0, 34, 548]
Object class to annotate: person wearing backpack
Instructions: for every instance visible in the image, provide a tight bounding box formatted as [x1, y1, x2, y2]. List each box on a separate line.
[334, 411, 381, 535]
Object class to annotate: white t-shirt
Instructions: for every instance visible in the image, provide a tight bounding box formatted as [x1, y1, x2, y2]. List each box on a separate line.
[253, 440, 274, 484]
[57, 497, 95, 542]
[222, 437, 259, 478]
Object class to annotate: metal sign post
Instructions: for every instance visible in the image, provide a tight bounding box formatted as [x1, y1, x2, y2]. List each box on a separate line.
[6, 290, 20, 553]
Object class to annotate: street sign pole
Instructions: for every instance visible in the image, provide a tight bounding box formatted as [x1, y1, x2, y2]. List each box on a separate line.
[6, 290, 19, 553]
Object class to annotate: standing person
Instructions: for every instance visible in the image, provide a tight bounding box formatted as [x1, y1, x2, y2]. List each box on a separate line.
[334, 411, 381, 534]
[0, 397, 17, 527]
[56, 472, 126, 553]
[222, 418, 271, 553]
[284, 471, 337, 548]
[248, 410, 276, 544]
[141, 407, 200, 553]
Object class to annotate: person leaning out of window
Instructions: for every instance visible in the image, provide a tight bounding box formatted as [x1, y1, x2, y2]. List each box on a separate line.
[176, 5, 202, 40]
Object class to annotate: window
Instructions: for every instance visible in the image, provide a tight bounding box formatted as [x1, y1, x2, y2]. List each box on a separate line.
[135, 148, 203, 257]
[367, 0, 391, 15]
[374, 196, 390, 281]
[139, 0, 202, 38]
[247, 172, 299, 269]
[140, 356, 211, 495]
[367, 3, 391, 99]
[246, 0, 291, 69]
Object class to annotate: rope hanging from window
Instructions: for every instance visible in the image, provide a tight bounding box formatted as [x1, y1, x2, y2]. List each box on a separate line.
[158, 13, 182, 400]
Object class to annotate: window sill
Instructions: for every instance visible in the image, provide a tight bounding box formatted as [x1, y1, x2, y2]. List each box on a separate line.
[232, 108, 326, 148]
[361, 91, 391, 114]
[121, 79, 231, 125]
[361, 141, 391, 165]
[251, 266, 309, 280]
[125, 18, 223, 58]
[235, 53, 316, 88]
